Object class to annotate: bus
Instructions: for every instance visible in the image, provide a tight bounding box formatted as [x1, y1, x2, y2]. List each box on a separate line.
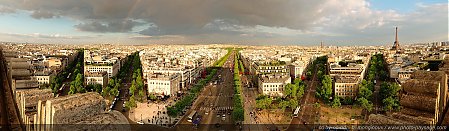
[187, 110, 197, 123]
[293, 106, 300, 117]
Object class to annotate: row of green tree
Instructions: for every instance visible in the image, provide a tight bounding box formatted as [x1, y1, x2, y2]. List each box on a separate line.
[167, 49, 231, 117]
[101, 78, 121, 98]
[316, 75, 333, 103]
[306, 56, 327, 80]
[316, 56, 328, 81]
[367, 54, 388, 81]
[355, 80, 374, 111]
[48, 49, 84, 95]
[236, 53, 245, 73]
[68, 53, 86, 95]
[68, 73, 85, 94]
[125, 52, 145, 109]
[380, 82, 401, 111]
[166, 66, 219, 117]
[100, 53, 135, 100]
[355, 54, 391, 112]
[213, 48, 232, 67]
[232, 53, 244, 122]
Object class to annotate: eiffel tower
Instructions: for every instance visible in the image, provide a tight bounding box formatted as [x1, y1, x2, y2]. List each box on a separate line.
[391, 27, 400, 51]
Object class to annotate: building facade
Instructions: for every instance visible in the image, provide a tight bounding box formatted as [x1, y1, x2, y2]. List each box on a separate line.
[84, 72, 108, 88]
[84, 63, 120, 78]
[329, 61, 368, 98]
[258, 74, 291, 97]
[147, 73, 181, 96]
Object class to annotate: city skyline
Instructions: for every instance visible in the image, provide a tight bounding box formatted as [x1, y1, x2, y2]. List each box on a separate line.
[0, 0, 447, 45]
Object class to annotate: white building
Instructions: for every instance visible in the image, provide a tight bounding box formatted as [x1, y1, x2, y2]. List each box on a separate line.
[252, 62, 289, 75]
[289, 61, 307, 78]
[84, 64, 119, 78]
[84, 72, 108, 88]
[258, 73, 291, 97]
[147, 73, 181, 96]
[84, 50, 121, 78]
[329, 60, 368, 98]
[31, 70, 55, 85]
[334, 77, 358, 98]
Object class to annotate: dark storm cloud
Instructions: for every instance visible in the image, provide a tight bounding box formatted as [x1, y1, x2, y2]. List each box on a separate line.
[74, 20, 143, 32]
[0, 32, 102, 39]
[0, 5, 15, 14]
[30, 10, 57, 19]
[0, 0, 330, 34]
[0, 0, 447, 45]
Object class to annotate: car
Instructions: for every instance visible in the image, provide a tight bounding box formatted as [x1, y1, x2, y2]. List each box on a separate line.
[137, 121, 144, 125]
[205, 111, 209, 115]
[216, 114, 220, 118]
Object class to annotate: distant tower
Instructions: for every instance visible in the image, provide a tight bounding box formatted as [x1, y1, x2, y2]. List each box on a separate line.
[392, 27, 400, 51]
[320, 41, 323, 48]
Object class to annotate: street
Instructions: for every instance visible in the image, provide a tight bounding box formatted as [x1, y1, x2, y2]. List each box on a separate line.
[288, 64, 319, 131]
[242, 75, 265, 130]
[176, 51, 236, 131]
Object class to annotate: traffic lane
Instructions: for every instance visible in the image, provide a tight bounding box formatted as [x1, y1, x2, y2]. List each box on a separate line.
[179, 68, 223, 126]
[208, 68, 231, 126]
[113, 85, 130, 112]
[59, 70, 76, 96]
[202, 54, 235, 130]
[177, 52, 235, 130]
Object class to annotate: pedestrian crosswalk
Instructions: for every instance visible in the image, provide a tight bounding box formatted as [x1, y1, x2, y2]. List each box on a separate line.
[200, 95, 234, 98]
[199, 106, 233, 111]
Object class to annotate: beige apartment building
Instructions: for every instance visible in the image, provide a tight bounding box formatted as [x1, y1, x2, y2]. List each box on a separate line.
[84, 50, 121, 78]
[258, 73, 291, 97]
[252, 62, 289, 75]
[334, 77, 358, 98]
[31, 70, 55, 85]
[147, 73, 181, 96]
[84, 71, 108, 87]
[289, 61, 307, 78]
[84, 63, 119, 78]
[329, 62, 367, 98]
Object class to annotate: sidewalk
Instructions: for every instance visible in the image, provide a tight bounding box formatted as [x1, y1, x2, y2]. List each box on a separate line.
[128, 101, 180, 126]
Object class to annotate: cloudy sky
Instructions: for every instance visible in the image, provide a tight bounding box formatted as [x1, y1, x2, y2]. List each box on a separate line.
[0, 0, 447, 45]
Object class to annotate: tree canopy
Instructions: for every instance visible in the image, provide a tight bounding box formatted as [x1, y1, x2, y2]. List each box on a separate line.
[317, 75, 332, 102]
[331, 97, 341, 108]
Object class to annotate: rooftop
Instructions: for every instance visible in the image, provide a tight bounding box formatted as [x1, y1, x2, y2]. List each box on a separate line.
[259, 74, 290, 83]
